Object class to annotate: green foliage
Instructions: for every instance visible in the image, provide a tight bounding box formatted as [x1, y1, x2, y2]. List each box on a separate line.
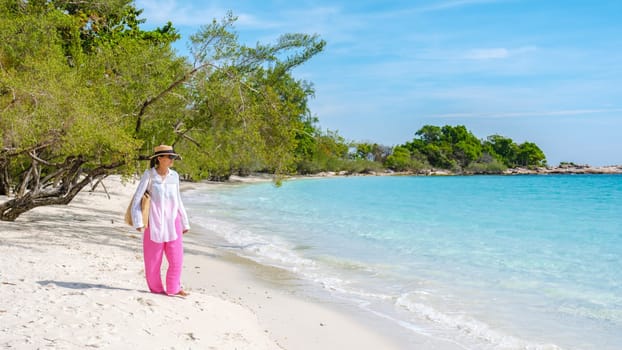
[516, 142, 546, 168]
[293, 115, 319, 160]
[0, 3, 139, 160]
[384, 146, 430, 172]
[484, 135, 517, 167]
[385, 146, 411, 171]
[294, 129, 351, 174]
[483, 135, 546, 168]
[352, 142, 390, 163]
[174, 21, 326, 180]
[465, 158, 507, 174]
[0, 1, 326, 220]
[342, 159, 384, 174]
[398, 125, 546, 172]
[442, 125, 482, 167]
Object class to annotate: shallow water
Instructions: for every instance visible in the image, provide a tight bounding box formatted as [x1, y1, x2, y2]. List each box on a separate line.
[185, 175, 622, 349]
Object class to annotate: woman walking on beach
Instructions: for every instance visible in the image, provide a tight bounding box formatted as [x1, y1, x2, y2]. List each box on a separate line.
[130, 145, 190, 297]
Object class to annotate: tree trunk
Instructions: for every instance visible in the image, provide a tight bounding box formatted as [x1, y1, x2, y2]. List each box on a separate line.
[0, 194, 37, 221]
[0, 176, 89, 221]
[0, 165, 117, 221]
[0, 160, 10, 196]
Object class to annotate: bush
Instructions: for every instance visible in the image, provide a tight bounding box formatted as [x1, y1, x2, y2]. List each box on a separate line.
[342, 159, 384, 174]
[465, 159, 507, 174]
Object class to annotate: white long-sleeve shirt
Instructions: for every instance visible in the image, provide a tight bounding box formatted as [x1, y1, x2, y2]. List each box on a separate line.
[131, 168, 190, 243]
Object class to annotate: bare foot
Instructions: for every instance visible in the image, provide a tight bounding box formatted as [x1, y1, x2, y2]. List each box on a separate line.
[176, 290, 189, 297]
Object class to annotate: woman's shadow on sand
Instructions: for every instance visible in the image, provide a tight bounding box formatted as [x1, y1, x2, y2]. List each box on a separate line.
[37, 280, 136, 292]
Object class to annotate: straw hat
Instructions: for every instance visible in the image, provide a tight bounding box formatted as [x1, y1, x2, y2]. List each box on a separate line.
[149, 145, 182, 160]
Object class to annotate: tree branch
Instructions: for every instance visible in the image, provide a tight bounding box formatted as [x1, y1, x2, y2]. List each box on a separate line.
[135, 62, 219, 133]
[28, 150, 63, 167]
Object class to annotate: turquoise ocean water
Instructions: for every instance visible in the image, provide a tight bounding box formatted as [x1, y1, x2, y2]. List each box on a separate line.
[184, 175, 622, 350]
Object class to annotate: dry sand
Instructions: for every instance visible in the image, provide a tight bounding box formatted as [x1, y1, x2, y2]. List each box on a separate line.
[0, 175, 403, 349]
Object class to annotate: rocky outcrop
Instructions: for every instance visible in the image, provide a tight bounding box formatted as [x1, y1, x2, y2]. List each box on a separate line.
[504, 165, 622, 175]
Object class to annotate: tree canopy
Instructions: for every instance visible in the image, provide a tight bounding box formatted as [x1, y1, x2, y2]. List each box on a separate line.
[0, 0, 325, 220]
[398, 125, 546, 172]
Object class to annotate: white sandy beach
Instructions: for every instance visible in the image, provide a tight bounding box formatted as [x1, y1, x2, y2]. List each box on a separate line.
[0, 175, 405, 349]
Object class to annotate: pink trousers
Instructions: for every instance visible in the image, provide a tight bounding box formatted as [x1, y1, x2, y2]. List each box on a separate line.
[143, 217, 184, 295]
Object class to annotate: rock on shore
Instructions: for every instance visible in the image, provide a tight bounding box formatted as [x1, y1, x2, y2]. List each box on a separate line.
[504, 164, 622, 175]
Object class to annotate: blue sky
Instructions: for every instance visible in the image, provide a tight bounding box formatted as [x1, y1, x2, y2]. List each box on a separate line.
[135, 0, 622, 166]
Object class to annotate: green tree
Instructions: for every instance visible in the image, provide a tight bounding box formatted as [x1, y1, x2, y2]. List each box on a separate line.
[516, 142, 546, 168]
[294, 128, 351, 174]
[293, 114, 319, 161]
[0, 4, 325, 220]
[0, 0, 151, 220]
[400, 124, 545, 172]
[352, 142, 388, 162]
[485, 134, 517, 167]
[385, 146, 411, 171]
[415, 125, 442, 144]
[354, 142, 374, 160]
[440, 125, 481, 168]
[170, 14, 325, 179]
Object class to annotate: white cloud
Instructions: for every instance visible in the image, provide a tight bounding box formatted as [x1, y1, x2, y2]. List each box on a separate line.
[463, 46, 537, 60]
[464, 48, 509, 60]
[135, 1, 341, 32]
[135, 0, 232, 26]
[435, 108, 622, 119]
[384, 0, 513, 15]
[235, 13, 281, 30]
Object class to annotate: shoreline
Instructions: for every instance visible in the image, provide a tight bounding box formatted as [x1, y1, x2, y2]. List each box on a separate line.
[182, 239, 419, 350]
[0, 175, 408, 349]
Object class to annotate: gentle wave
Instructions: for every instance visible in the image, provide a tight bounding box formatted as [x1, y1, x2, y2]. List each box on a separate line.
[189, 208, 563, 350]
[395, 293, 562, 350]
